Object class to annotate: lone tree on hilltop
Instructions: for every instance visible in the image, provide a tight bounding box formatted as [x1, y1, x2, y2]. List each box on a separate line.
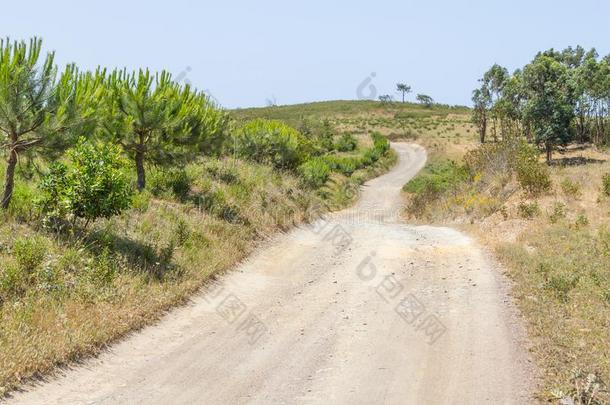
[396, 83, 411, 103]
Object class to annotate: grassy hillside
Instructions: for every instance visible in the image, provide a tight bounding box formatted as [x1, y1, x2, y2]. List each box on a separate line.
[233, 100, 477, 158]
[232, 100, 469, 123]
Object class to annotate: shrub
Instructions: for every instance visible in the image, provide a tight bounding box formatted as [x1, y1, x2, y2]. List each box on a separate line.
[404, 160, 469, 218]
[403, 160, 468, 194]
[335, 133, 357, 152]
[13, 236, 47, 273]
[603, 173, 610, 196]
[234, 119, 311, 170]
[0, 262, 27, 299]
[463, 140, 551, 195]
[371, 132, 390, 154]
[131, 190, 152, 212]
[545, 274, 579, 302]
[316, 119, 335, 152]
[38, 140, 133, 229]
[463, 140, 519, 179]
[298, 158, 331, 188]
[6, 181, 40, 221]
[1, 236, 49, 299]
[560, 179, 581, 198]
[516, 143, 551, 195]
[574, 213, 589, 228]
[518, 201, 540, 219]
[549, 202, 567, 223]
[203, 161, 239, 184]
[149, 168, 191, 199]
[322, 156, 359, 176]
[361, 148, 381, 165]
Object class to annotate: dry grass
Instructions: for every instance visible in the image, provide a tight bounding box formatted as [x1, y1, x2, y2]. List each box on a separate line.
[403, 139, 610, 403]
[0, 158, 312, 394]
[0, 129, 397, 396]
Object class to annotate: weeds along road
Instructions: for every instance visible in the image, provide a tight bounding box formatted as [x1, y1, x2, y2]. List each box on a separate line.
[9, 143, 535, 405]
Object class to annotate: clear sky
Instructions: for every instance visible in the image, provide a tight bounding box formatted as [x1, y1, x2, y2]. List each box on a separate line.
[1, 0, 609, 108]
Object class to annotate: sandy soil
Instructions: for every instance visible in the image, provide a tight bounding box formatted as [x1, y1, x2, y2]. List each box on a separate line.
[7, 143, 535, 405]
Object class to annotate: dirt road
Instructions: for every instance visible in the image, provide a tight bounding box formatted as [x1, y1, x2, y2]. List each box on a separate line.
[9, 143, 534, 404]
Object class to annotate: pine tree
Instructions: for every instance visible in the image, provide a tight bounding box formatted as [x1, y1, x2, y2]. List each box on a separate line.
[0, 38, 57, 209]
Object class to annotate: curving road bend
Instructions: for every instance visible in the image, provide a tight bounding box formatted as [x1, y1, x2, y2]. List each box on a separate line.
[8, 143, 534, 404]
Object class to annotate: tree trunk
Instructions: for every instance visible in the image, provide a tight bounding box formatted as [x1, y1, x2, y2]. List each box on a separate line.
[545, 142, 553, 165]
[479, 116, 487, 143]
[402, 93, 405, 103]
[1, 149, 18, 209]
[135, 149, 146, 191]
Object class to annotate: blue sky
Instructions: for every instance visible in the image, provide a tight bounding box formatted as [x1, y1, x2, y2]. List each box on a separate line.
[1, 0, 609, 108]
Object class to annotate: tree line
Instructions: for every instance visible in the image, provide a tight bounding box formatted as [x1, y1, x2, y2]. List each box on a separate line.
[0, 37, 227, 209]
[472, 46, 610, 162]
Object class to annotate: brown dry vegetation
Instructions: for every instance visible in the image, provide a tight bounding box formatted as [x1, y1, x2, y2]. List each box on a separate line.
[403, 137, 610, 403]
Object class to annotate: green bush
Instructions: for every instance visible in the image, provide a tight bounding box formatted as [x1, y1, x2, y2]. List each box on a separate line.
[7, 182, 40, 221]
[0, 236, 50, 299]
[38, 140, 133, 229]
[361, 148, 381, 166]
[203, 161, 240, 184]
[549, 202, 567, 223]
[335, 133, 357, 152]
[403, 160, 468, 194]
[13, 236, 48, 273]
[298, 158, 331, 188]
[545, 274, 579, 302]
[149, 168, 192, 199]
[322, 156, 359, 176]
[371, 132, 390, 154]
[234, 119, 311, 170]
[560, 179, 581, 198]
[516, 143, 551, 195]
[603, 173, 610, 196]
[518, 201, 540, 219]
[130, 190, 152, 212]
[574, 213, 589, 228]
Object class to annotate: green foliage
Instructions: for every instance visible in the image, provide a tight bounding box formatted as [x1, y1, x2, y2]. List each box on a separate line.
[234, 119, 311, 170]
[545, 273, 579, 302]
[130, 190, 152, 212]
[473, 47, 610, 156]
[13, 236, 48, 273]
[0, 38, 56, 209]
[396, 83, 411, 102]
[38, 140, 132, 228]
[575, 213, 589, 228]
[335, 133, 357, 152]
[149, 168, 192, 199]
[416, 94, 434, 108]
[316, 119, 335, 152]
[371, 132, 390, 154]
[560, 178, 582, 198]
[516, 143, 552, 195]
[602, 173, 610, 196]
[403, 160, 468, 194]
[522, 55, 576, 158]
[7, 181, 40, 221]
[103, 69, 227, 190]
[549, 202, 567, 223]
[518, 201, 541, 219]
[298, 158, 331, 188]
[322, 155, 359, 176]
